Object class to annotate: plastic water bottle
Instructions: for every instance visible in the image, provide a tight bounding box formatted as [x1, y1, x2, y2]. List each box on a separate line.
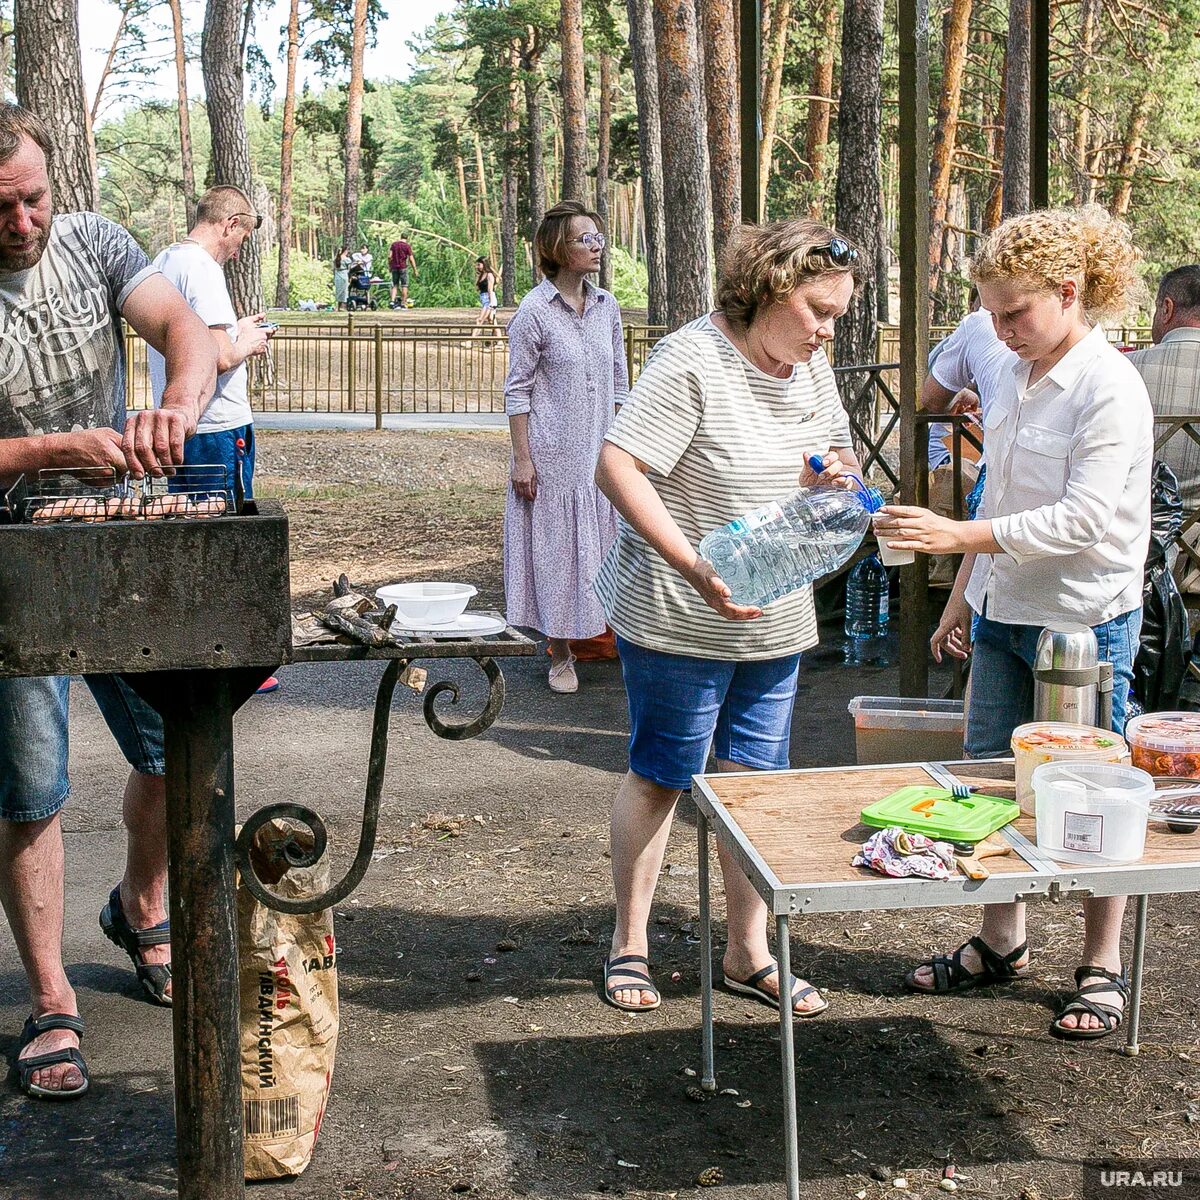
[698, 475, 884, 608]
[844, 553, 890, 664]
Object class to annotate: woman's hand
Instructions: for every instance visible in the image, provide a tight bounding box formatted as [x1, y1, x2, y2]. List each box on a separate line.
[511, 457, 537, 501]
[682, 556, 763, 622]
[799, 448, 856, 490]
[875, 505, 967, 555]
[930, 593, 973, 663]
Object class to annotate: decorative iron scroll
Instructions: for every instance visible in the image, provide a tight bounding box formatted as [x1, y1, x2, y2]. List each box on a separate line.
[234, 653, 506, 914]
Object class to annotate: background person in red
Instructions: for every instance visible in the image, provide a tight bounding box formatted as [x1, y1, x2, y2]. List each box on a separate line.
[389, 232, 417, 309]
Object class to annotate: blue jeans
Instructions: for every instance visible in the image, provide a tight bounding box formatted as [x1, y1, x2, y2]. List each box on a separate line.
[965, 608, 1142, 757]
[616, 635, 801, 790]
[183, 423, 255, 500]
[0, 675, 165, 822]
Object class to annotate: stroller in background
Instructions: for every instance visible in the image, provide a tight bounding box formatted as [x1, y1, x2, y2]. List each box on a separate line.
[347, 264, 377, 311]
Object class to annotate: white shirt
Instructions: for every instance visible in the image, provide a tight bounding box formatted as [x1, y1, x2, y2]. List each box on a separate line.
[148, 241, 251, 434]
[930, 308, 1019, 420]
[965, 323, 1153, 626]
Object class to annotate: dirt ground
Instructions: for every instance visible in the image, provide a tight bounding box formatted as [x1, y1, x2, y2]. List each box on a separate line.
[1, 429, 1198, 1200]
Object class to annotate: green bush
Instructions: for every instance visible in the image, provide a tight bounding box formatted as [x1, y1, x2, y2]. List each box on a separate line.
[261, 247, 336, 309]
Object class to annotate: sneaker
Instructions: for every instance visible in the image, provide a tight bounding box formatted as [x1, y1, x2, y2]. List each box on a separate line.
[548, 655, 578, 694]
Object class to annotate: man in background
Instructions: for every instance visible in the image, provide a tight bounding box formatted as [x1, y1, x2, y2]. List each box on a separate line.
[389, 231, 418, 309]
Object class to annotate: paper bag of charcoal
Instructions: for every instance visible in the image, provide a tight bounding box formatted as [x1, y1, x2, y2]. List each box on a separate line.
[237, 820, 339, 1180]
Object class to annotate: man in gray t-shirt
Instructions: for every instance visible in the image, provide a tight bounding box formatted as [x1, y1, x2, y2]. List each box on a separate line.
[0, 102, 217, 1100]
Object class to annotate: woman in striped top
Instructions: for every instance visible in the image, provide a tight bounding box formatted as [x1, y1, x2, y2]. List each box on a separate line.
[594, 220, 863, 1014]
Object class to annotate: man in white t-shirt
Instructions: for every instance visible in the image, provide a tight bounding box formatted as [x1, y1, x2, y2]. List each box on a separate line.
[148, 185, 271, 498]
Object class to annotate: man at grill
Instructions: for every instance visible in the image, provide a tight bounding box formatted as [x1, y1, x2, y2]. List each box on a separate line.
[0, 102, 217, 1099]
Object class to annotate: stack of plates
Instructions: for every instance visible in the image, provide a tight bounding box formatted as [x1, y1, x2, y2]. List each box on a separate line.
[388, 610, 507, 639]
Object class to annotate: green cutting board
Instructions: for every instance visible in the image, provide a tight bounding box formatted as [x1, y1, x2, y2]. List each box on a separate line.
[860, 786, 1020, 843]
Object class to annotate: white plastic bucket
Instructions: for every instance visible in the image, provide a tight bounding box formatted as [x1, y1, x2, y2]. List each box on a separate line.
[1032, 761, 1154, 865]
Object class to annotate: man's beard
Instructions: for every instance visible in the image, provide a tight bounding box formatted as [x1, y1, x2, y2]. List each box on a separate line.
[0, 223, 50, 271]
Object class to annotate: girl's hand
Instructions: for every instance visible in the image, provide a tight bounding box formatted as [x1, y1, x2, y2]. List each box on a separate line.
[683, 556, 763, 621]
[800, 449, 855, 490]
[930, 593, 973, 663]
[511, 457, 537, 501]
[875, 505, 965, 555]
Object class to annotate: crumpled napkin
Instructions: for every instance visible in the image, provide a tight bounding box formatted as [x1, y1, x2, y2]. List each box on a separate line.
[852, 825, 957, 881]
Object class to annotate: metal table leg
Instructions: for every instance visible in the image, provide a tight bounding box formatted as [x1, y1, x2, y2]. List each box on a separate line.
[776, 913, 800, 1200]
[1122, 894, 1150, 1057]
[132, 668, 265, 1200]
[697, 811, 715, 1091]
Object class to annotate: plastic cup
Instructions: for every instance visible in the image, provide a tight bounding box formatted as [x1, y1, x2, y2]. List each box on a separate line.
[872, 514, 915, 566]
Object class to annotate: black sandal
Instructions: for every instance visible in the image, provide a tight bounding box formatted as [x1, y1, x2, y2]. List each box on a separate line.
[100, 885, 172, 1006]
[602, 954, 661, 1012]
[905, 935, 1029, 993]
[1050, 965, 1128, 1041]
[15, 1013, 89, 1101]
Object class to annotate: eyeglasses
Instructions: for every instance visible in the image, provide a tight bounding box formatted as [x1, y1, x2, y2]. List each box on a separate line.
[233, 212, 263, 230]
[811, 237, 858, 266]
[571, 233, 607, 250]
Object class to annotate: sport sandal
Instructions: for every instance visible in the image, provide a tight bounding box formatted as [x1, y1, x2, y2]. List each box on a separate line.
[100, 885, 172, 1006]
[905, 935, 1029, 993]
[602, 954, 661, 1011]
[1050, 964, 1128, 1041]
[15, 1013, 89, 1101]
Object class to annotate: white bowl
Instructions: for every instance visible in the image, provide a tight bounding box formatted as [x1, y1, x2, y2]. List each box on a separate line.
[376, 581, 477, 626]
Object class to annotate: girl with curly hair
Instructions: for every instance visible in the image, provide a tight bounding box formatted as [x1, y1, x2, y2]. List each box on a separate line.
[875, 204, 1152, 1041]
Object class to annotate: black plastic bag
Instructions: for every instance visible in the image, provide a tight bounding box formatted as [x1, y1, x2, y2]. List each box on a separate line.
[1133, 460, 1189, 710]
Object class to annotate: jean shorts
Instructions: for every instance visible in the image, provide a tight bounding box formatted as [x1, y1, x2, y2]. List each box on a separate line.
[181, 423, 255, 501]
[0, 674, 165, 822]
[616, 635, 801, 791]
[965, 606, 1142, 757]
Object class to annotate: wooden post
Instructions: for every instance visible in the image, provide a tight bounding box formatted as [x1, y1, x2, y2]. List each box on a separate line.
[374, 325, 383, 430]
[898, 0, 931, 697]
[345, 315, 355, 414]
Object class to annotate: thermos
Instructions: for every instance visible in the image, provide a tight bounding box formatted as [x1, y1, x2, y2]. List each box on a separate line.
[1033, 624, 1114, 732]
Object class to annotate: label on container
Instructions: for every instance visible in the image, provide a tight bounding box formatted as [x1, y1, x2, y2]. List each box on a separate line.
[729, 501, 783, 536]
[1061, 810, 1104, 854]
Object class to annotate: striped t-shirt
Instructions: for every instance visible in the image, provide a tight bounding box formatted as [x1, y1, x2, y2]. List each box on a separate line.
[595, 314, 854, 660]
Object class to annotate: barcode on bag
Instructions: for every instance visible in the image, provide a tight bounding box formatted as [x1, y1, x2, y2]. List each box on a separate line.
[244, 1094, 301, 1140]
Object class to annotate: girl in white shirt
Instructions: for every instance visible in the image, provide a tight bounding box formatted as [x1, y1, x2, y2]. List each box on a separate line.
[876, 205, 1151, 1042]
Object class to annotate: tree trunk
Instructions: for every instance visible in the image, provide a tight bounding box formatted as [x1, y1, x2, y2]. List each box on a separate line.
[757, 0, 793, 215]
[168, 0, 197, 227]
[523, 38, 547, 255]
[560, 0, 587, 200]
[984, 46, 1007, 231]
[1002, 0, 1031, 218]
[275, 0, 300, 307]
[1111, 83, 1154, 217]
[474, 132, 494, 258]
[501, 42, 521, 306]
[14, 0, 95, 211]
[453, 123, 471, 229]
[201, 0, 261, 314]
[833, 0, 883, 412]
[700, 0, 739, 266]
[341, 0, 368, 248]
[652, 0, 712, 328]
[597, 51, 614, 291]
[927, 0, 973, 296]
[626, 0, 668, 326]
[804, 0, 837, 208]
[1071, 0, 1100, 203]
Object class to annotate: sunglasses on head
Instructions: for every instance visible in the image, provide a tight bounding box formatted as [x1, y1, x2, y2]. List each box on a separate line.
[811, 237, 857, 266]
[234, 212, 263, 230]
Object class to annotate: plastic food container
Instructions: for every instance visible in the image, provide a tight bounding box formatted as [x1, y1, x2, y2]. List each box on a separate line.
[1011, 721, 1129, 815]
[1032, 761, 1154, 865]
[375, 581, 476, 626]
[848, 697, 964, 765]
[1125, 712, 1200, 779]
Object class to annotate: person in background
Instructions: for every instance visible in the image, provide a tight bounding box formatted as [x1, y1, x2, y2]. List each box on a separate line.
[503, 200, 626, 694]
[147, 185, 279, 696]
[0, 102, 218, 1098]
[474, 255, 497, 333]
[333, 246, 351, 311]
[593, 219, 863, 1014]
[389, 233, 418, 309]
[1129, 265, 1200, 515]
[352, 242, 373, 276]
[876, 205, 1151, 1042]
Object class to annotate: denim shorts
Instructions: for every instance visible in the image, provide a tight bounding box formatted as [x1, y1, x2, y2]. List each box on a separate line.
[616, 635, 801, 791]
[181, 423, 255, 500]
[0, 675, 165, 822]
[965, 607, 1142, 757]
